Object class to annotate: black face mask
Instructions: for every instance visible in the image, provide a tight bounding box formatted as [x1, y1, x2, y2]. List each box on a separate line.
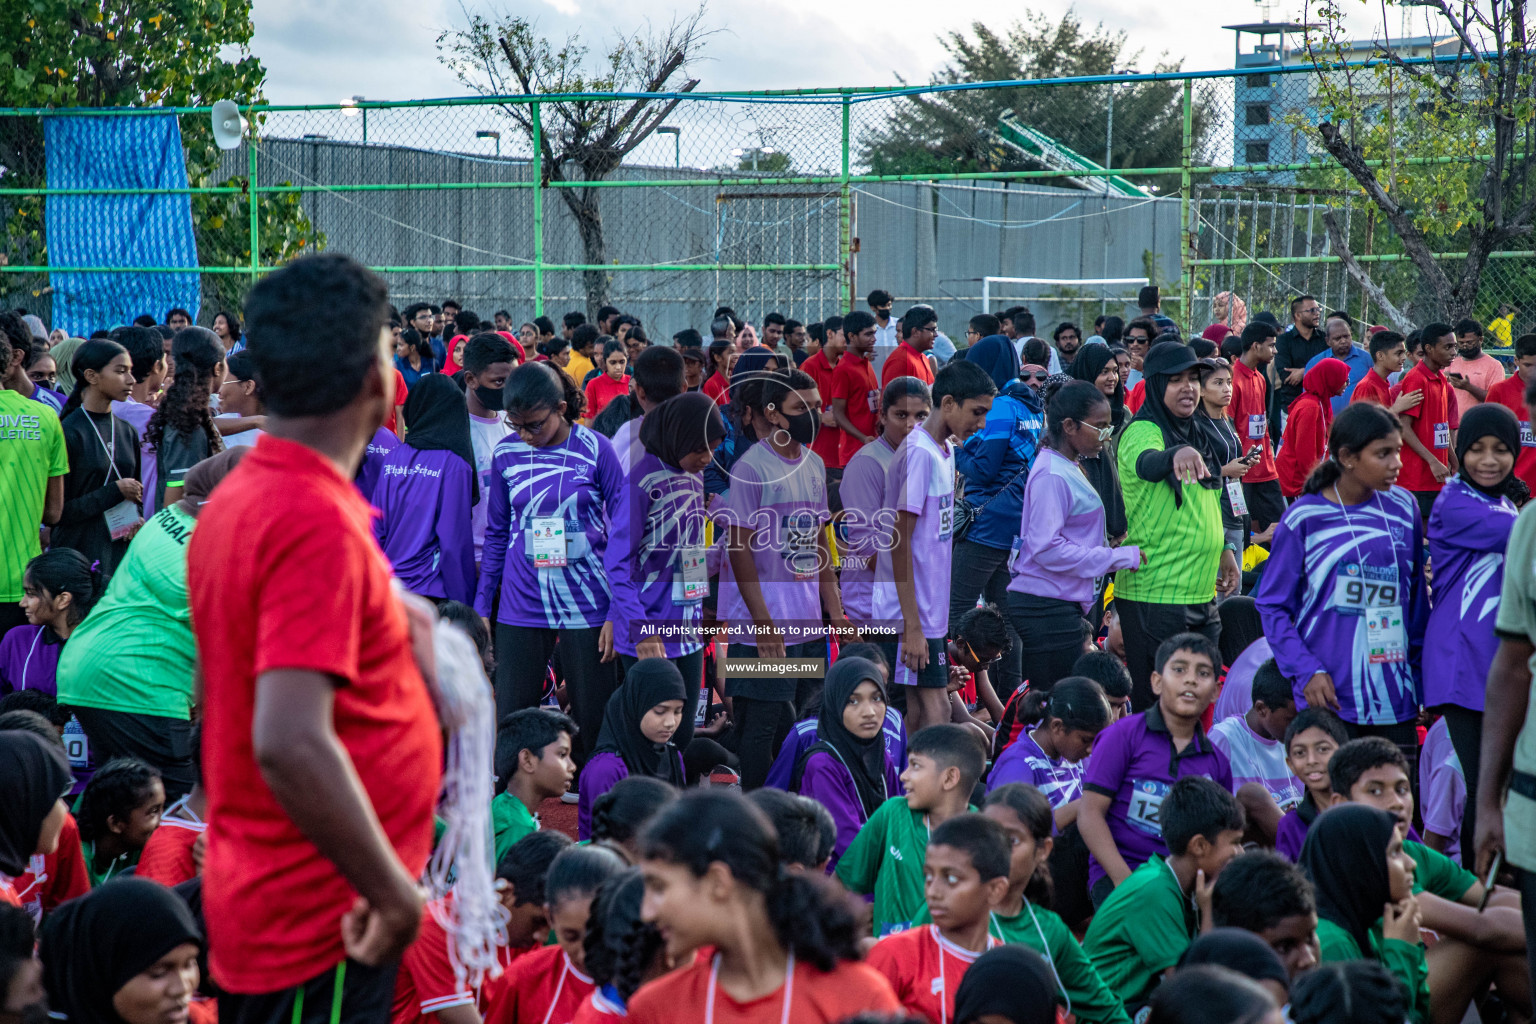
[782, 408, 818, 445]
[475, 385, 504, 411]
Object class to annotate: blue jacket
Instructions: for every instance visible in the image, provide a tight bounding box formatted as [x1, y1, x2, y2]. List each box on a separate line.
[955, 380, 1043, 551]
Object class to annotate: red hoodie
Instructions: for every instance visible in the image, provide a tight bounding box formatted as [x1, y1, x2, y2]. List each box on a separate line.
[1275, 357, 1350, 497]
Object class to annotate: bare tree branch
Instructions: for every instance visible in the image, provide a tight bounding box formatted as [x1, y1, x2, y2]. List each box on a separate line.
[1322, 212, 1414, 332]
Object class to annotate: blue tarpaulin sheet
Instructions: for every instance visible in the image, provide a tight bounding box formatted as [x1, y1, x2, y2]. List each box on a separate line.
[44, 114, 200, 336]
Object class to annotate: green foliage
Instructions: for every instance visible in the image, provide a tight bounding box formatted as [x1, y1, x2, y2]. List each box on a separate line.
[734, 147, 790, 173]
[858, 12, 1204, 191]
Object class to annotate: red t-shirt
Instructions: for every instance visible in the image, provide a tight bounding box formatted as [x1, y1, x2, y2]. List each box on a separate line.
[485, 945, 593, 1024]
[830, 355, 880, 465]
[11, 812, 89, 921]
[1229, 360, 1277, 482]
[1487, 375, 1536, 494]
[387, 368, 407, 434]
[1396, 363, 1457, 492]
[571, 991, 627, 1024]
[584, 374, 631, 421]
[801, 350, 846, 469]
[703, 372, 729, 407]
[1274, 393, 1329, 498]
[135, 816, 202, 889]
[881, 342, 935, 388]
[1126, 379, 1145, 414]
[1351, 370, 1393, 407]
[187, 436, 443, 994]
[627, 956, 900, 1024]
[865, 926, 997, 1024]
[393, 898, 530, 1024]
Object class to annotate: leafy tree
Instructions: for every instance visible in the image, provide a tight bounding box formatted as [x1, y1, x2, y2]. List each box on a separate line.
[1297, 0, 1536, 325]
[438, 7, 710, 318]
[735, 147, 790, 173]
[860, 12, 1204, 191]
[0, 0, 320, 317]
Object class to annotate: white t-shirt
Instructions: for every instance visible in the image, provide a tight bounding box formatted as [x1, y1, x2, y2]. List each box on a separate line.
[215, 412, 263, 448]
[1209, 716, 1303, 812]
[1012, 336, 1063, 374]
[470, 412, 512, 561]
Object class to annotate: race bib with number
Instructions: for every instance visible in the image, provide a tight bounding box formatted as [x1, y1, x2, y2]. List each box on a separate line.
[62, 715, 89, 771]
[528, 516, 568, 568]
[1247, 414, 1266, 441]
[1226, 479, 1249, 516]
[1366, 605, 1408, 664]
[1330, 563, 1398, 614]
[1127, 779, 1171, 837]
[780, 512, 821, 579]
[936, 493, 955, 542]
[1433, 422, 1450, 449]
[673, 545, 709, 603]
[104, 500, 141, 541]
[866, 389, 880, 414]
[1522, 421, 1535, 448]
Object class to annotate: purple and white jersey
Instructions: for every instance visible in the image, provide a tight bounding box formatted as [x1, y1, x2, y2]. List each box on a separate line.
[355, 426, 400, 506]
[112, 397, 158, 516]
[1253, 488, 1426, 726]
[1213, 638, 1273, 725]
[29, 387, 64, 414]
[0, 625, 59, 696]
[604, 450, 708, 657]
[874, 429, 956, 639]
[764, 709, 908, 791]
[610, 415, 644, 474]
[475, 424, 624, 629]
[986, 730, 1084, 814]
[1425, 478, 1517, 711]
[713, 440, 830, 646]
[372, 446, 477, 604]
[469, 412, 512, 562]
[1419, 716, 1465, 863]
[838, 437, 898, 629]
[1208, 715, 1303, 812]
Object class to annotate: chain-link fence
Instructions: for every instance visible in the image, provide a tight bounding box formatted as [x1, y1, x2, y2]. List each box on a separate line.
[1, 58, 1530, 341]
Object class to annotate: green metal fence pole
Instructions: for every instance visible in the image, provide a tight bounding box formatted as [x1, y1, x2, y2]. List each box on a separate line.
[247, 122, 259, 283]
[1179, 78, 1194, 334]
[532, 101, 544, 317]
[839, 90, 852, 310]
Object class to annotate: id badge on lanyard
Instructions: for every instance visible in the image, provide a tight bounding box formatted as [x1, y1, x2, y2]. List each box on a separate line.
[104, 500, 140, 540]
[528, 516, 568, 568]
[674, 545, 709, 603]
[1366, 606, 1408, 664]
[1226, 479, 1249, 516]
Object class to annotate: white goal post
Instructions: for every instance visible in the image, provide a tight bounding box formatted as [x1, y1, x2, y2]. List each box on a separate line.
[981, 276, 1151, 311]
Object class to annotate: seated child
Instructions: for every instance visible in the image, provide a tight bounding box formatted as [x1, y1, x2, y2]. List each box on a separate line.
[837, 724, 985, 936]
[395, 830, 571, 1023]
[1083, 777, 1246, 1010]
[987, 677, 1112, 833]
[1210, 850, 1320, 981]
[1330, 737, 1530, 1024]
[0, 709, 88, 919]
[748, 788, 838, 874]
[578, 661, 687, 839]
[793, 657, 902, 868]
[1417, 718, 1465, 862]
[1079, 634, 1232, 907]
[1073, 650, 1133, 723]
[1207, 659, 1300, 843]
[485, 844, 627, 1024]
[573, 869, 670, 1023]
[866, 814, 1008, 1023]
[75, 756, 165, 887]
[1298, 804, 1429, 1024]
[136, 722, 205, 888]
[1273, 707, 1347, 862]
[588, 776, 679, 863]
[492, 708, 577, 864]
[944, 605, 1013, 740]
[1289, 960, 1410, 1024]
[765, 643, 906, 791]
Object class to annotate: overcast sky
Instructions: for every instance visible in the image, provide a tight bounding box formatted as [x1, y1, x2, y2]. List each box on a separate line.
[249, 0, 1435, 108]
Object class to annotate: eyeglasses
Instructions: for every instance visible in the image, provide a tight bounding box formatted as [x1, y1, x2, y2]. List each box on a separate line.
[1020, 371, 1048, 382]
[508, 410, 557, 434]
[1089, 423, 1115, 441]
[965, 329, 980, 337]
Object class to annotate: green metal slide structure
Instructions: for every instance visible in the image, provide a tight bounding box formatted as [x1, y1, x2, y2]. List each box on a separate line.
[990, 114, 1151, 198]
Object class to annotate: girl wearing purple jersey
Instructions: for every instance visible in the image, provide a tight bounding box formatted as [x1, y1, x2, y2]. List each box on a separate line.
[715, 368, 857, 790]
[1425, 402, 1524, 861]
[0, 549, 101, 699]
[1253, 403, 1426, 754]
[604, 392, 725, 752]
[987, 676, 1112, 832]
[476, 362, 624, 763]
[837, 378, 931, 631]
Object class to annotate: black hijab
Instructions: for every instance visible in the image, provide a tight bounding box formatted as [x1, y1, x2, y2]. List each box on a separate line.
[1300, 804, 1399, 959]
[593, 659, 688, 786]
[954, 945, 1064, 1024]
[966, 334, 1020, 393]
[1456, 402, 1522, 498]
[1130, 343, 1223, 504]
[801, 657, 889, 818]
[403, 372, 479, 505]
[1180, 928, 1291, 992]
[641, 392, 726, 470]
[40, 877, 203, 1024]
[1067, 344, 1124, 428]
[1217, 596, 1263, 669]
[0, 730, 71, 877]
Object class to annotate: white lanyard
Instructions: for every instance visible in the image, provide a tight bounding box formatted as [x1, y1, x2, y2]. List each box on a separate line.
[20, 630, 40, 689]
[164, 793, 204, 826]
[930, 926, 997, 1024]
[87, 412, 123, 483]
[1331, 486, 1397, 570]
[988, 903, 1072, 1016]
[704, 950, 795, 1024]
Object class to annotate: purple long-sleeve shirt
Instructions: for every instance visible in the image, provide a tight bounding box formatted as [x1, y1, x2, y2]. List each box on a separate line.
[475, 425, 624, 629]
[986, 730, 1084, 822]
[371, 446, 477, 604]
[1253, 488, 1426, 726]
[1008, 447, 1140, 612]
[603, 451, 707, 657]
[576, 749, 683, 840]
[1424, 479, 1517, 711]
[355, 427, 400, 505]
[798, 747, 902, 870]
[764, 711, 907, 791]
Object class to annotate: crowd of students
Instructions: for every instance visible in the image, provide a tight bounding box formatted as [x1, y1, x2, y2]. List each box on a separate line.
[4, 260, 1536, 1024]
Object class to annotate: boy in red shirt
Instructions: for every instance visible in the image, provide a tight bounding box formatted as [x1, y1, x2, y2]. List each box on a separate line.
[1229, 322, 1284, 533]
[830, 311, 881, 464]
[882, 306, 938, 387]
[188, 253, 444, 1019]
[1394, 323, 1460, 522]
[393, 831, 572, 1024]
[866, 815, 1008, 1023]
[1486, 333, 1536, 492]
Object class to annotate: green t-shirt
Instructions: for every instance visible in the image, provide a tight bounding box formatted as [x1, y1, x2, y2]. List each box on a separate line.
[0, 391, 68, 602]
[1082, 856, 1195, 1007]
[58, 505, 197, 719]
[1114, 419, 1223, 604]
[80, 840, 140, 889]
[835, 796, 937, 938]
[1405, 839, 1477, 901]
[492, 792, 539, 866]
[1496, 505, 1536, 870]
[1316, 917, 1430, 1024]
